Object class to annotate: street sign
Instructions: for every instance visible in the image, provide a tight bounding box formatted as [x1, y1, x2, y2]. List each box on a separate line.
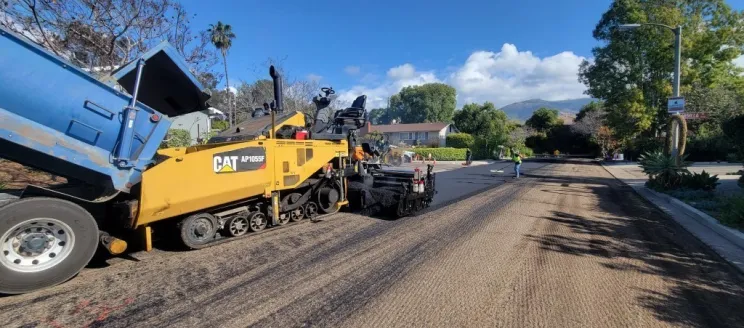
[682, 112, 708, 120]
[667, 96, 685, 113]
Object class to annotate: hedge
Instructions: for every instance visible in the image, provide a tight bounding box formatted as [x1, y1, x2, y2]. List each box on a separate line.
[412, 148, 467, 161]
[446, 133, 475, 149]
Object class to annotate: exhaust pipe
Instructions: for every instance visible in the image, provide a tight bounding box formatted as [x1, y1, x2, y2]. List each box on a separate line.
[270, 66, 284, 113]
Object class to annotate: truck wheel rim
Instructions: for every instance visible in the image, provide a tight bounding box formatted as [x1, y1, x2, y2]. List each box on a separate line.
[1, 218, 75, 273]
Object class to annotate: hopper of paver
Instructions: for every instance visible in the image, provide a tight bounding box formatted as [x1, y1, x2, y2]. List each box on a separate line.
[0, 26, 209, 198]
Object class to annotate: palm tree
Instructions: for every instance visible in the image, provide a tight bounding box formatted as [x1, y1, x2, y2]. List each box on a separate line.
[208, 21, 236, 127]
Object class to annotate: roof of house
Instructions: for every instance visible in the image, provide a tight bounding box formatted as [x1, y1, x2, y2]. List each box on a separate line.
[368, 122, 450, 133]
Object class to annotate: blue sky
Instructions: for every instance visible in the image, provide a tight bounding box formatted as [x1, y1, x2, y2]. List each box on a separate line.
[180, 0, 744, 108]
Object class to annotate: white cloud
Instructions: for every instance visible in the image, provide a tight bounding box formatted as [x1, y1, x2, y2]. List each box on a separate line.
[344, 65, 361, 75]
[307, 73, 323, 82]
[734, 55, 744, 68]
[449, 44, 588, 106]
[387, 63, 417, 80]
[336, 43, 590, 110]
[337, 64, 439, 108]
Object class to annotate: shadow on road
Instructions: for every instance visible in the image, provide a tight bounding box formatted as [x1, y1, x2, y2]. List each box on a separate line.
[525, 170, 744, 328]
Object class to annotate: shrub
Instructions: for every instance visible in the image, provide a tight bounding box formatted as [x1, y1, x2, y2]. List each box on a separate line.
[680, 170, 719, 191]
[688, 199, 720, 211]
[160, 129, 192, 149]
[739, 175, 744, 188]
[0, 180, 6, 190]
[721, 196, 744, 229]
[686, 135, 731, 162]
[505, 146, 534, 158]
[639, 151, 690, 191]
[412, 148, 466, 161]
[212, 120, 229, 132]
[446, 133, 474, 149]
[667, 189, 715, 201]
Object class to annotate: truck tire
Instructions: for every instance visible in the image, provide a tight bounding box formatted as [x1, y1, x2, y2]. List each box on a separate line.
[0, 197, 99, 295]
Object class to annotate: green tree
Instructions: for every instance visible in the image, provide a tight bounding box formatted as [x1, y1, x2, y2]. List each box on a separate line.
[579, 0, 744, 138]
[368, 108, 398, 125]
[453, 102, 508, 139]
[575, 101, 605, 122]
[525, 108, 561, 133]
[452, 102, 510, 159]
[446, 133, 475, 149]
[208, 21, 236, 127]
[390, 83, 456, 123]
[606, 87, 656, 142]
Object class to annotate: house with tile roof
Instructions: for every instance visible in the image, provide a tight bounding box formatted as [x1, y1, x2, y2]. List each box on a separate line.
[359, 121, 459, 147]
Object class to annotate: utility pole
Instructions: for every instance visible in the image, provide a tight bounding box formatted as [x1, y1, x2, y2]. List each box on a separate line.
[671, 25, 682, 158]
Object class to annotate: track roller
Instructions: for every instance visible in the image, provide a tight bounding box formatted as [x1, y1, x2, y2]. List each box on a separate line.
[276, 213, 290, 226]
[289, 206, 305, 222]
[249, 212, 267, 232]
[226, 214, 250, 237]
[304, 202, 318, 218]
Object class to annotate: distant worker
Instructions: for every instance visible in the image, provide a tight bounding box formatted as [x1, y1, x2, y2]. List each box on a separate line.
[465, 149, 472, 166]
[512, 150, 523, 178]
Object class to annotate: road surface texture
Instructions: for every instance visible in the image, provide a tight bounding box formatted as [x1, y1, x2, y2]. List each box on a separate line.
[2, 160, 744, 328]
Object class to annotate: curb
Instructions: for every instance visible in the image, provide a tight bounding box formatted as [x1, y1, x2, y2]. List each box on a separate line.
[601, 164, 744, 272]
[641, 187, 744, 250]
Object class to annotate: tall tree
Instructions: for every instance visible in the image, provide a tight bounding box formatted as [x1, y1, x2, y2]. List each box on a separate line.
[389, 83, 456, 123]
[1, 0, 219, 77]
[579, 0, 744, 141]
[575, 100, 605, 122]
[368, 108, 397, 125]
[208, 21, 236, 126]
[453, 102, 508, 140]
[525, 108, 562, 133]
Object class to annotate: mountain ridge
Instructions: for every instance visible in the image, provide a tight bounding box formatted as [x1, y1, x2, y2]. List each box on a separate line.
[500, 98, 599, 121]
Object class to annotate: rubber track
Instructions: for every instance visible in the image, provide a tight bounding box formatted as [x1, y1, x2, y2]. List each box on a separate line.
[183, 201, 430, 250]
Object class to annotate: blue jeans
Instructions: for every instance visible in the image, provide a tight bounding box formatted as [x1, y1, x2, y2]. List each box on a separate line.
[514, 163, 521, 177]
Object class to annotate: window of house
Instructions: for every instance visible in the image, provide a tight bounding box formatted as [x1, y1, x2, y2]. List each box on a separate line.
[400, 132, 414, 140]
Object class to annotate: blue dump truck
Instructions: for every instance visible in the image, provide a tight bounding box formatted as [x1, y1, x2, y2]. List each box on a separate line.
[0, 26, 209, 294]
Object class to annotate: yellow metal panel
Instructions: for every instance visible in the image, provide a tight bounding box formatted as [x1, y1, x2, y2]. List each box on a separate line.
[156, 147, 187, 157]
[137, 225, 152, 252]
[135, 138, 348, 226]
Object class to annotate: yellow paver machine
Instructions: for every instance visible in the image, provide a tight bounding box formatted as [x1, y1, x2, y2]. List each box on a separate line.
[0, 25, 435, 294]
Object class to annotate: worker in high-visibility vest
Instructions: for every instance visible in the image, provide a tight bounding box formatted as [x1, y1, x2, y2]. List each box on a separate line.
[512, 150, 523, 178]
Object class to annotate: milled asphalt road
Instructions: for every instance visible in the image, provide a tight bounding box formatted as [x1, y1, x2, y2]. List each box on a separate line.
[2, 160, 744, 328]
